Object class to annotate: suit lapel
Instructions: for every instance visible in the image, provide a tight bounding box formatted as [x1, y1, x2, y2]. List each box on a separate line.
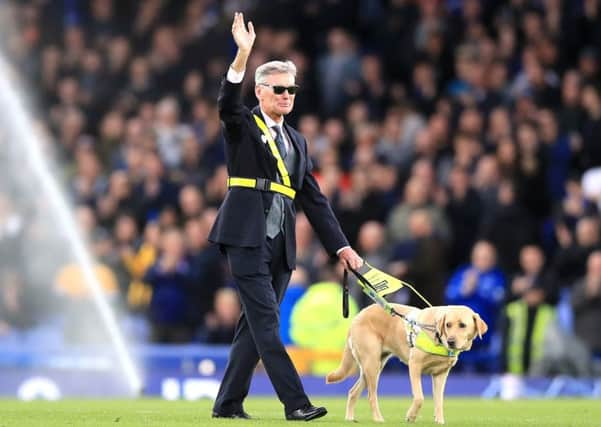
[283, 122, 306, 189]
[251, 106, 276, 166]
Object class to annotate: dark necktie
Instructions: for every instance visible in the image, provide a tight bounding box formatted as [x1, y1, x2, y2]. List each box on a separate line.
[272, 126, 287, 158]
[265, 125, 288, 238]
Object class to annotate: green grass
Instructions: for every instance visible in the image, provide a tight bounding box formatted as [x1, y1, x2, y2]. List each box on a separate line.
[0, 397, 599, 426]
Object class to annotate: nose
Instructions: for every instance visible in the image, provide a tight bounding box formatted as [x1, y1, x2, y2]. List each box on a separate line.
[447, 338, 456, 348]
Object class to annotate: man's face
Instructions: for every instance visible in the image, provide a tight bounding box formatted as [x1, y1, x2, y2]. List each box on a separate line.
[255, 72, 296, 119]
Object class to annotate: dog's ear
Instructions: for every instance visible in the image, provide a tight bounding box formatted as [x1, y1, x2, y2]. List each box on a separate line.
[473, 313, 488, 340]
[436, 312, 447, 338]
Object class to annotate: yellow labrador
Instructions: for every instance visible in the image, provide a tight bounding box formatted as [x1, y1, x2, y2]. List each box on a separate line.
[326, 304, 487, 424]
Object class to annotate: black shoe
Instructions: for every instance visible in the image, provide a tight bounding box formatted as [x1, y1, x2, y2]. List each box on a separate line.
[285, 405, 327, 421]
[212, 411, 251, 419]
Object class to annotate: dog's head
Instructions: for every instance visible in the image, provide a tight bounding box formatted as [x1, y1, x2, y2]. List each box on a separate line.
[435, 306, 488, 352]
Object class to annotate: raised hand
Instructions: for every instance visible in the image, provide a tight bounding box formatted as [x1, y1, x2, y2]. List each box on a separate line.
[231, 12, 255, 54]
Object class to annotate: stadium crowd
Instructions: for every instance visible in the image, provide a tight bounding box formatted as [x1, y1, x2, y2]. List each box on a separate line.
[0, 0, 601, 375]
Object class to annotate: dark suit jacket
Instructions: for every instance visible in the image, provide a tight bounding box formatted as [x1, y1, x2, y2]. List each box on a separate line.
[209, 78, 348, 269]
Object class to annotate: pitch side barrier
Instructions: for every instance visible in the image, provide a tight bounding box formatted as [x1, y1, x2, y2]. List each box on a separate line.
[0, 343, 599, 399]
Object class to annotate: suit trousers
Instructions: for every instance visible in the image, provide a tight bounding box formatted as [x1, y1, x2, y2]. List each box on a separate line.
[213, 233, 310, 414]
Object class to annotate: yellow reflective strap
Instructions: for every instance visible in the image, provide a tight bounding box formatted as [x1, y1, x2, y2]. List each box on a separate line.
[269, 181, 296, 199]
[227, 177, 256, 189]
[227, 176, 296, 199]
[253, 114, 291, 187]
[414, 330, 459, 357]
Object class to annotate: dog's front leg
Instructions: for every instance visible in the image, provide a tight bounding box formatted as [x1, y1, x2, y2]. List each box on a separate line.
[432, 369, 450, 424]
[406, 355, 424, 423]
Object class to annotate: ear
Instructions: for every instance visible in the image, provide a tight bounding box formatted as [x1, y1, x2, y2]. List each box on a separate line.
[473, 313, 488, 340]
[436, 312, 447, 338]
[255, 85, 261, 99]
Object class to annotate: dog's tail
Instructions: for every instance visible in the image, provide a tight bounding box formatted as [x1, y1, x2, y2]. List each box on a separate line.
[325, 338, 356, 384]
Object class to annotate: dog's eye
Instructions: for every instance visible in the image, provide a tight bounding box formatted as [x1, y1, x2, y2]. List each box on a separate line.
[446, 322, 452, 328]
[459, 322, 466, 328]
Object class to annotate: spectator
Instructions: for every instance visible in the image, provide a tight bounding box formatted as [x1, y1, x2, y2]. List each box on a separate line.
[289, 264, 358, 376]
[317, 28, 361, 116]
[53, 253, 119, 344]
[144, 228, 194, 343]
[185, 213, 224, 332]
[354, 220, 388, 307]
[387, 176, 449, 244]
[502, 245, 557, 375]
[445, 240, 505, 370]
[480, 180, 537, 274]
[553, 216, 601, 286]
[390, 209, 447, 307]
[120, 220, 158, 312]
[443, 165, 482, 269]
[153, 97, 192, 169]
[204, 287, 241, 345]
[571, 251, 601, 356]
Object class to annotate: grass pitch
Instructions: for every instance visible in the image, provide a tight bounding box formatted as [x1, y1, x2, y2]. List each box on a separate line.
[0, 397, 598, 426]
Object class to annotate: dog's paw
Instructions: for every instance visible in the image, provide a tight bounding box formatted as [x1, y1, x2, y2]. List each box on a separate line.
[405, 413, 417, 423]
[344, 416, 356, 422]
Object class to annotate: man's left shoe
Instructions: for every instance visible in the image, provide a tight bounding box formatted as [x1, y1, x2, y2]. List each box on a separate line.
[285, 405, 327, 421]
[212, 411, 251, 419]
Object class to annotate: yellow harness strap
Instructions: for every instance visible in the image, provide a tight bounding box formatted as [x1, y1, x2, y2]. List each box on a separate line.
[411, 327, 459, 357]
[227, 114, 296, 199]
[254, 114, 291, 187]
[227, 176, 296, 199]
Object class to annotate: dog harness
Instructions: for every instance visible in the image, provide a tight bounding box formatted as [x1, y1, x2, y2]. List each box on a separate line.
[343, 265, 458, 357]
[406, 310, 459, 358]
[227, 114, 296, 200]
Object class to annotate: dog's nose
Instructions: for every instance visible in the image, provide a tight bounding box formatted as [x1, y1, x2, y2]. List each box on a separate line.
[447, 338, 456, 348]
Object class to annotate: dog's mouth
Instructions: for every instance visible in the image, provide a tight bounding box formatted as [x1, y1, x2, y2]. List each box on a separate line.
[446, 339, 470, 351]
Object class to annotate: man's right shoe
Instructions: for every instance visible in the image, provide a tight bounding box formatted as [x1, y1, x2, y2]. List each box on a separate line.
[285, 405, 327, 421]
[211, 411, 251, 419]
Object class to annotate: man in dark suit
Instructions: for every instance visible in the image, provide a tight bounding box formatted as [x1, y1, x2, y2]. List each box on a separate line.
[209, 12, 363, 422]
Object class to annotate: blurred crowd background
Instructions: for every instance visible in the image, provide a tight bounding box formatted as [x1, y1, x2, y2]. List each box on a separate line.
[0, 0, 601, 377]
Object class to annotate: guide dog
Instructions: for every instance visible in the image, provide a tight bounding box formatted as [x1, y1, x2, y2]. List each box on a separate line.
[326, 304, 487, 424]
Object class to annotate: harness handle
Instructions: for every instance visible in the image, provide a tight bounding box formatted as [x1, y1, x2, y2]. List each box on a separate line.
[344, 266, 438, 333]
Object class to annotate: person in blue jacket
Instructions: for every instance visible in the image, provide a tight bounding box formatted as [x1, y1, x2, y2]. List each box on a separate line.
[446, 240, 506, 370]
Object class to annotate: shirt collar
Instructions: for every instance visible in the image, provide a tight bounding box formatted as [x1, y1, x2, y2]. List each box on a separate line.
[260, 109, 284, 129]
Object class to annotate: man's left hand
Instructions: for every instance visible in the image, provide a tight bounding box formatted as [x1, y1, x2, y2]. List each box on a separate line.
[338, 247, 363, 271]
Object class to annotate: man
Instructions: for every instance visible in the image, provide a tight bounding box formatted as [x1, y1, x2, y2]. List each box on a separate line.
[208, 13, 363, 421]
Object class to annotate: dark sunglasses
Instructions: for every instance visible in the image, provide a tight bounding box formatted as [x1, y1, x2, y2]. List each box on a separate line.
[259, 83, 299, 95]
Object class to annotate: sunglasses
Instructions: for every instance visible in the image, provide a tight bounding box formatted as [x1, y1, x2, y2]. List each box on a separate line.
[259, 83, 299, 95]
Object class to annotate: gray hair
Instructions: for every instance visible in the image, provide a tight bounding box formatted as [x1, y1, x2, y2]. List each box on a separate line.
[255, 60, 297, 85]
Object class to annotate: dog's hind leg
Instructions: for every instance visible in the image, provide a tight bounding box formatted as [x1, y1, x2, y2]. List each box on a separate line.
[345, 370, 365, 421]
[362, 352, 386, 422]
[432, 370, 450, 424]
